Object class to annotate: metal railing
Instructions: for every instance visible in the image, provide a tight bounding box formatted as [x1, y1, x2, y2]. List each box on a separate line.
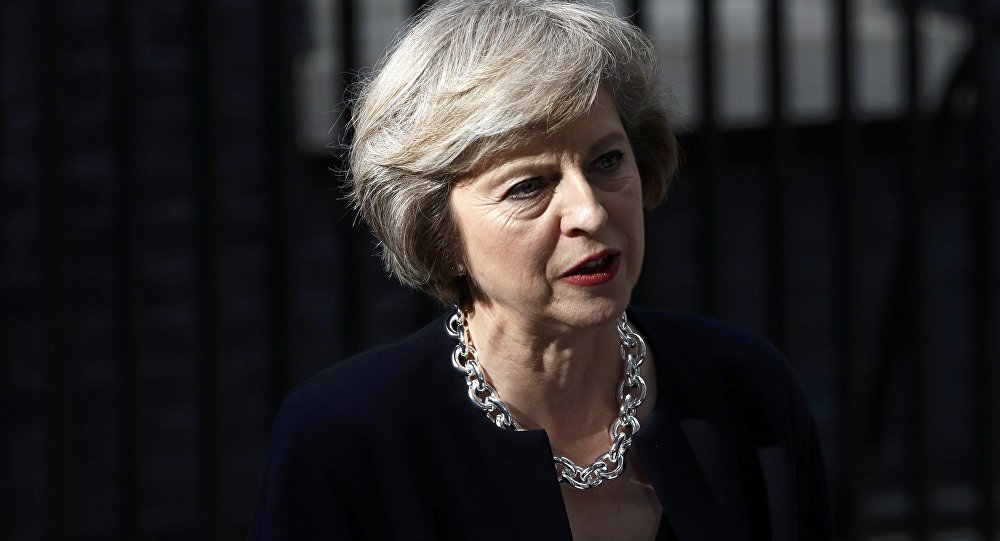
[0, 0, 995, 538]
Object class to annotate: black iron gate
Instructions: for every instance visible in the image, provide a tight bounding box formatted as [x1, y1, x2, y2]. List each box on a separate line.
[0, 0, 996, 538]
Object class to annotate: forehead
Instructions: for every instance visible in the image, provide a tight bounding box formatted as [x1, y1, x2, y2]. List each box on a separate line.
[467, 89, 625, 172]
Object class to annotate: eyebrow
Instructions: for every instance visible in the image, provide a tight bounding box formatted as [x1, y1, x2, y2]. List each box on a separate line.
[587, 131, 629, 155]
[482, 129, 630, 184]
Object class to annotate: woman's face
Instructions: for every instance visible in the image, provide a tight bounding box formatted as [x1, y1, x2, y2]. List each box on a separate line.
[450, 90, 645, 332]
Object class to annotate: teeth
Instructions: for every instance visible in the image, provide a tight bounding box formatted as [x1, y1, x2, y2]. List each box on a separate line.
[580, 255, 611, 270]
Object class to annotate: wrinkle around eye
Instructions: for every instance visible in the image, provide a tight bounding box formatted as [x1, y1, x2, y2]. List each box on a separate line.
[484, 205, 527, 230]
[504, 177, 550, 201]
[588, 150, 626, 175]
[499, 189, 551, 221]
[596, 151, 624, 171]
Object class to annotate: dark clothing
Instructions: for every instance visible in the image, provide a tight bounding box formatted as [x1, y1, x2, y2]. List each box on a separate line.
[250, 308, 832, 540]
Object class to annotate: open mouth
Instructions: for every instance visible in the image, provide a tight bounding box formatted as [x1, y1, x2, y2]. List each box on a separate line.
[562, 252, 621, 286]
[565, 253, 617, 276]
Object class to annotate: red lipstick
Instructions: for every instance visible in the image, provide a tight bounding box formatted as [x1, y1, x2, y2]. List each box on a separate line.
[561, 251, 621, 286]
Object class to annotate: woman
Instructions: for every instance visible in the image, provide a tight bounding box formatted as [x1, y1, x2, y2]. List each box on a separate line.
[251, 1, 831, 539]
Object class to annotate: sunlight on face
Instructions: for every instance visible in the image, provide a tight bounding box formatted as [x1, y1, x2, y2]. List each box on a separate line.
[450, 90, 646, 332]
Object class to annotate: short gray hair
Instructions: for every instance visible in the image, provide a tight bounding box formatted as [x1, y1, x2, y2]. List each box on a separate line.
[347, 0, 678, 304]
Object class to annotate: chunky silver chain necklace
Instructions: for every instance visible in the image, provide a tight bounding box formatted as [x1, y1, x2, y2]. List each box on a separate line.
[445, 308, 648, 490]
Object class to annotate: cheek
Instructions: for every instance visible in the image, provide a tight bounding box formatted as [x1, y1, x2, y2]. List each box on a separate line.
[450, 193, 505, 262]
[484, 224, 554, 284]
[611, 188, 645, 271]
[633, 213, 645, 264]
[610, 187, 644, 230]
[626, 203, 644, 245]
[457, 212, 543, 282]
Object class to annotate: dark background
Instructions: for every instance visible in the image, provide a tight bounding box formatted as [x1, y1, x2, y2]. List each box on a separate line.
[1, 0, 997, 539]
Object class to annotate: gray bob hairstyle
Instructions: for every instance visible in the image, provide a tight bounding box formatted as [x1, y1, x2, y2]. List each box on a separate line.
[347, 0, 678, 304]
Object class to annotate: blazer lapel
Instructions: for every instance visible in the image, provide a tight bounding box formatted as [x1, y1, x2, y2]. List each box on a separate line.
[634, 408, 737, 540]
[755, 444, 795, 541]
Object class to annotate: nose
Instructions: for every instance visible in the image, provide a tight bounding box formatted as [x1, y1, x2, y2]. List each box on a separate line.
[559, 170, 608, 236]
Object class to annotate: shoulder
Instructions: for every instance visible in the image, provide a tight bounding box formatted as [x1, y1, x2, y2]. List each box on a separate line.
[275, 317, 453, 442]
[628, 306, 789, 381]
[628, 307, 812, 443]
[252, 315, 457, 539]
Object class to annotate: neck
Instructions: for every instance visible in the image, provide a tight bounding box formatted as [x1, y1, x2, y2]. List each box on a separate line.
[465, 306, 624, 447]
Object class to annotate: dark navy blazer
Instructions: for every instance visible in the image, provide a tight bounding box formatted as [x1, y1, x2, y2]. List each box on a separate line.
[250, 308, 832, 540]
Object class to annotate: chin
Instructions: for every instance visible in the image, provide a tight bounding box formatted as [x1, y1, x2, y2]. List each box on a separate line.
[556, 291, 631, 330]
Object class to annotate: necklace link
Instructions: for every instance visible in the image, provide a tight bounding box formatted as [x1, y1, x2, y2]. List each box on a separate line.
[445, 308, 647, 490]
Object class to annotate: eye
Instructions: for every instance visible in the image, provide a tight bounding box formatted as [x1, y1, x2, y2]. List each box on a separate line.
[592, 150, 624, 172]
[506, 178, 544, 200]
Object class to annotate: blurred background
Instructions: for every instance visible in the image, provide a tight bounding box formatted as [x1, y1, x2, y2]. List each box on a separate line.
[1, 0, 997, 538]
